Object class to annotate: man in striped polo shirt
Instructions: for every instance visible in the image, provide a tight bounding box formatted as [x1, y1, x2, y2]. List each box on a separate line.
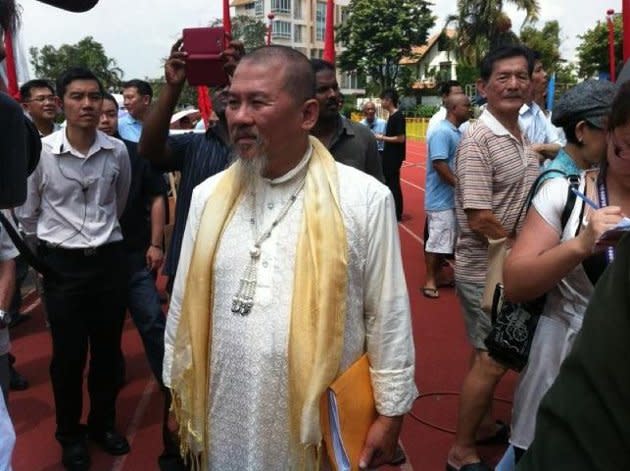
[446, 46, 540, 471]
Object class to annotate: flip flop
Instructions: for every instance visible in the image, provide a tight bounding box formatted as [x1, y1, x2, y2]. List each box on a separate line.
[475, 420, 510, 446]
[422, 287, 439, 299]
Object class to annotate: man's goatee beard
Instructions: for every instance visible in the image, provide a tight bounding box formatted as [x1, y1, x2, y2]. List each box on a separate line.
[229, 150, 269, 190]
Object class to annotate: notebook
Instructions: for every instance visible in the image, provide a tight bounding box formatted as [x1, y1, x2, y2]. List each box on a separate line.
[596, 217, 630, 247]
[320, 354, 377, 471]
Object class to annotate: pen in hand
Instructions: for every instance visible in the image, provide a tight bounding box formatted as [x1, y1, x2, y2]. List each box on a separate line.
[571, 187, 600, 210]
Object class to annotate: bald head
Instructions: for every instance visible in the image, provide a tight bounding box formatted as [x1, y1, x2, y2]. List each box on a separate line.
[445, 93, 471, 126]
[445, 93, 469, 111]
[239, 45, 315, 105]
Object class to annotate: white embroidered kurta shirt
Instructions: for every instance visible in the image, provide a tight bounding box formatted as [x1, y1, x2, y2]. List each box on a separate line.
[164, 149, 418, 469]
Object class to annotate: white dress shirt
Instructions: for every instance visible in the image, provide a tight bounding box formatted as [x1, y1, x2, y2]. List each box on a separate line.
[519, 102, 565, 146]
[17, 129, 131, 249]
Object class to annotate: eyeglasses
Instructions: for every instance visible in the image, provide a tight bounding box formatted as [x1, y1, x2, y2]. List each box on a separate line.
[25, 95, 56, 103]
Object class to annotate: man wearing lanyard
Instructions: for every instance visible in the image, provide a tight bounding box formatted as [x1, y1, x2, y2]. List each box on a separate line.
[17, 67, 131, 471]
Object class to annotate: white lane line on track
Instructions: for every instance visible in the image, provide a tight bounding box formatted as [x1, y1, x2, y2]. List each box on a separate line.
[20, 289, 41, 314]
[401, 178, 425, 192]
[399, 223, 425, 246]
[111, 379, 158, 471]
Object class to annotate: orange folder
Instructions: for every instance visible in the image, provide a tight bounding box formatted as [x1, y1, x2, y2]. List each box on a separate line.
[320, 354, 378, 471]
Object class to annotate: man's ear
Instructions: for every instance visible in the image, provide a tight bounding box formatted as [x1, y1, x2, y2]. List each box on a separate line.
[476, 78, 487, 99]
[301, 98, 319, 131]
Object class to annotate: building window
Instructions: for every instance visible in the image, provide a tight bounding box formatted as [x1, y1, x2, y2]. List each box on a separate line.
[271, 0, 291, 14]
[255, 0, 263, 16]
[272, 20, 292, 39]
[242, 2, 255, 11]
[294, 0, 302, 19]
[311, 48, 323, 59]
[316, 1, 326, 41]
[294, 24, 304, 43]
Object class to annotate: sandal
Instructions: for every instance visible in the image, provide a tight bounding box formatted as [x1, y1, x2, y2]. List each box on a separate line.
[422, 287, 439, 299]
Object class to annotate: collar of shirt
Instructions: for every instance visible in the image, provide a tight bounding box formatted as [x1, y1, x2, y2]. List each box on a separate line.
[479, 109, 524, 142]
[264, 144, 313, 186]
[519, 101, 543, 118]
[441, 118, 461, 134]
[329, 116, 355, 149]
[47, 128, 116, 159]
[120, 113, 140, 126]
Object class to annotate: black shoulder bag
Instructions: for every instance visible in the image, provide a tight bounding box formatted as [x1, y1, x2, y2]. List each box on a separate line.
[484, 170, 580, 371]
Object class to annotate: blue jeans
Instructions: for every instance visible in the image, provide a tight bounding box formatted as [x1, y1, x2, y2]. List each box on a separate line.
[126, 252, 166, 384]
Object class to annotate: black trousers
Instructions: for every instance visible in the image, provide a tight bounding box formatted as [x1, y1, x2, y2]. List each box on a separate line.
[40, 241, 127, 441]
[382, 156, 404, 220]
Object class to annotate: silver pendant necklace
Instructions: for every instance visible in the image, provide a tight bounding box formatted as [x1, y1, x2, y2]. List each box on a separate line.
[231, 177, 306, 315]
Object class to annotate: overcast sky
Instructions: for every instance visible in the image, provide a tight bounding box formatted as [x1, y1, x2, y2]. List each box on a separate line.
[17, 0, 623, 80]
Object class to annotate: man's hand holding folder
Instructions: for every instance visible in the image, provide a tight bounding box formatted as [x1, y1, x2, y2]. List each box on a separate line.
[358, 415, 403, 469]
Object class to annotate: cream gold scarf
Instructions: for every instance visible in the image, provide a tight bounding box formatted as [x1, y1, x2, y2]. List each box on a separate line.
[169, 136, 348, 469]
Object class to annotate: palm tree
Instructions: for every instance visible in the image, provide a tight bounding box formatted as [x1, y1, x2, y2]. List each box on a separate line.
[446, 0, 540, 66]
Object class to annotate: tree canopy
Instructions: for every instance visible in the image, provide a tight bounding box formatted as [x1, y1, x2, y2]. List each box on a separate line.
[29, 36, 123, 90]
[337, 0, 435, 93]
[520, 20, 561, 71]
[576, 15, 623, 79]
[210, 15, 267, 51]
[447, 0, 540, 66]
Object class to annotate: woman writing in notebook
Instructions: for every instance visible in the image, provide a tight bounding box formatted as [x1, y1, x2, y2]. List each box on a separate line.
[499, 80, 630, 466]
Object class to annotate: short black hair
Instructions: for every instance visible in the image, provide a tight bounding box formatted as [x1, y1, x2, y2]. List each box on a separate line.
[479, 45, 534, 82]
[310, 58, 335, 75]
[56, 67, 104, 99]
[530, 49, 542, 63]
[380, 88, 399, 107]
[102, 92, 119, 109]
[122, 79, 153, 99]
[240, 45, 315, 104]
[439, 80, 462, 97]
[20, 79, 55, 101]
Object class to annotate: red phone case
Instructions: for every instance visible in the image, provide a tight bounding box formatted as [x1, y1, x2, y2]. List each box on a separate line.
[183, 27, 229, 87]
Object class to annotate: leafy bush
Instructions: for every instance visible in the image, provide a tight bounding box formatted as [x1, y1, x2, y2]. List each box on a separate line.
[407, 104, 439, 118]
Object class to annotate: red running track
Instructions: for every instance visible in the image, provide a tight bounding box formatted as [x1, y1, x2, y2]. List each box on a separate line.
[8, 139, 516, 471]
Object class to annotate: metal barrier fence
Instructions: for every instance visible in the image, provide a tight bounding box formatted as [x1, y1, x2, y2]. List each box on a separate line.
[406, 118, 430, 140]
[350, 113, 429, 140]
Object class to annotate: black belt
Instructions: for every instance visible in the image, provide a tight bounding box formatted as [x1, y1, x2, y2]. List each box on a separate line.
[38, 240, 123, 258]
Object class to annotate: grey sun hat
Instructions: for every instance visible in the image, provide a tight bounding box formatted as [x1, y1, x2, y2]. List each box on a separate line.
[552, 79, 618, 129]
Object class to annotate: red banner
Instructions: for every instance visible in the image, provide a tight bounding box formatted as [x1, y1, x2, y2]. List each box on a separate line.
[3, 30, 20, 99]
[323, 0, 335, 63]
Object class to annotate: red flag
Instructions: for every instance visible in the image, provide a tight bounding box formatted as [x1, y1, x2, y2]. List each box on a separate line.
[323, 0, 335, 63]
[223, 0, 232, 37]
[3, 30, 20, 99]
[197, 86, 212, 127]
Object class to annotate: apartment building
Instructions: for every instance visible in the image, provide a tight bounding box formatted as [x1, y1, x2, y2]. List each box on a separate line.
[231, 0, 364, 94]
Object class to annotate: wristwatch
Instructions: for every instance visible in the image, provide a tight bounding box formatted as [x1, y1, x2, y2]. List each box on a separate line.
[0, 309, 10, 329]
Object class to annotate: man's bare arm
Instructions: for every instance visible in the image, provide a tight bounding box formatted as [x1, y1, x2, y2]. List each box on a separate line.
[0, 259, 16, 311]
[145, 195, 166, 272]
[138, 39, 187, 170]
[466, 208, 510, 240]
[433, 160, 456, 186]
